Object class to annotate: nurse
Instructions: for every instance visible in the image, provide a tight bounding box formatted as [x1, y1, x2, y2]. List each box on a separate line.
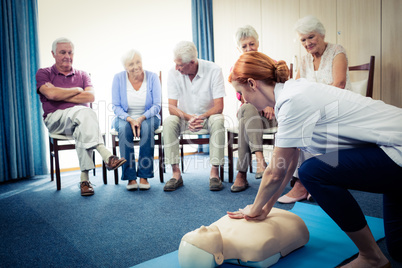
[228, 51, 402, 268]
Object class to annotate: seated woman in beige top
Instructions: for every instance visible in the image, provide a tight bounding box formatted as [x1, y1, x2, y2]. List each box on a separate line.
[278, 15, 351, 204]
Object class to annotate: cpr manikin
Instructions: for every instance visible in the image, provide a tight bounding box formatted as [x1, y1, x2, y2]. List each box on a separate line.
[178, 208, 309, 268]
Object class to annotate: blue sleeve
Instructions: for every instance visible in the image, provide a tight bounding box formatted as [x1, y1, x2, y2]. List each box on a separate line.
[143, 72, 161, 119]
[112, 72, 129, 121]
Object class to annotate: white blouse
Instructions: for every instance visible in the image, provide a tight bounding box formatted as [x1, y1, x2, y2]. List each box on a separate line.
[127, 72, 147, 118]
[299, 43, 352, 90]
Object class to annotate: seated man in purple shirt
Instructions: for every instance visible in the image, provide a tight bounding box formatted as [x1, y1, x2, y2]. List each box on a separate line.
[36, 37, 126, 196]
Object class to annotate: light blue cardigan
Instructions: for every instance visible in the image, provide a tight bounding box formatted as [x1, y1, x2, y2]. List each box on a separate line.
[112, 70, 161, 121]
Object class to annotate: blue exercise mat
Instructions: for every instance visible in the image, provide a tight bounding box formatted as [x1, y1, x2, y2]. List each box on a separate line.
[133, 202, 385, 268]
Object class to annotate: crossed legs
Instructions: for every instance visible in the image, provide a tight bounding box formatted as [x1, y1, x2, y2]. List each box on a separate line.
[233, 104, 274, 191]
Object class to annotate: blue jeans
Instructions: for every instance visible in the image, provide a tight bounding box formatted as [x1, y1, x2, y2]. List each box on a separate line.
[113, 116, 160, 180]
[298, 146, 402, 261]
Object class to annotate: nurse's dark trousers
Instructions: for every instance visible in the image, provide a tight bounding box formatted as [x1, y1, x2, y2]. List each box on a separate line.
[299, 146, 402, 261]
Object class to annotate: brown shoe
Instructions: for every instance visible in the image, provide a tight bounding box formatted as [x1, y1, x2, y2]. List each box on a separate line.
[163, 177, 183, 191]
[209, 177, 223, 191]
[80, 181, 94, 196]
[105, 156, 126, 170]
[230, 182, 249, 192]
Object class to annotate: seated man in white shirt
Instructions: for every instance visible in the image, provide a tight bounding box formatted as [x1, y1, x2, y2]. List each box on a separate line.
[163, 41, 226, 191]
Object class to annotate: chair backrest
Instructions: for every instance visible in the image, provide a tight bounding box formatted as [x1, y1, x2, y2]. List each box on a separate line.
[159, 71, 163, 126]
[289, 63, 293, 79]
[349, 56, 375, 98]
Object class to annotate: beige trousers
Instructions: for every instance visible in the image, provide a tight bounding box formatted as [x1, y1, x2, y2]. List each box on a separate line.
[237, 103, 277, 172]
[163, 114, 225, 166]
[45, 106, 104, 171]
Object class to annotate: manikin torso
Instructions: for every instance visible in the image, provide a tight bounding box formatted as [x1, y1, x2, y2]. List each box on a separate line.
[179, 208, 309, 268]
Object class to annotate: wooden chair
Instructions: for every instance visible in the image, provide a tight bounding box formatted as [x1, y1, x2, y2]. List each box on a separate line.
[226, 63, 293, 183]
[179, 129, 224, 181]
[349, 56, 375, 98]
[104, 72, 165, 183]
[49, 104, 107, 190]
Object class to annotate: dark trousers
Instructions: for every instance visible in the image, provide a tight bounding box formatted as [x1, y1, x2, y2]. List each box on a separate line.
[298, 146, 402, 261]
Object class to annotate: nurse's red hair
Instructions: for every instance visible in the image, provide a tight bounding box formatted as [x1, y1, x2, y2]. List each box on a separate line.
[229, 51, 289, 86]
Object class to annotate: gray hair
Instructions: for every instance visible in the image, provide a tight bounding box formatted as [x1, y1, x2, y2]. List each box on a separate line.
[52, 37, 74, 54]
[121, 49, 142, 68]
[235, 25, 259, 47]
[173, 41, 197, 63]
[294, 15, 326, 36]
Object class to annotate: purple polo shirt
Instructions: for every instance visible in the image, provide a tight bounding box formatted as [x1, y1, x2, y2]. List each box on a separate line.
[36, 64, 93, 119]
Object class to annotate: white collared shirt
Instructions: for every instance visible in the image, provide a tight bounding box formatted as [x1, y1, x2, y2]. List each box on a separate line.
[167, 59, 226, 115]
[274, 78, 402, 166]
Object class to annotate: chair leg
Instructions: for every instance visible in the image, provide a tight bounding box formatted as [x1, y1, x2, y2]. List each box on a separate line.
[113, 169, 118, 185]
[249, 155, 253, 173]
[92, 151, 96, 176]
[101, 134, 107, 184]
[220, 165, 224, 182]
[53, 139, 62, 190]
[227, 131, 234, 183]
[158, 159, 164, 183]
[180, 143, 184, 172]
[157, 135, 164, 183]
[49, 137, 54, 181]
[102, 162, 107, 184]
[111, 134, 119, 185]
[162, 147, 166, 173]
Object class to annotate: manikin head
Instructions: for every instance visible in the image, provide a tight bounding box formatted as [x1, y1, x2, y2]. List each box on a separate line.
[178, 225, 224, 268]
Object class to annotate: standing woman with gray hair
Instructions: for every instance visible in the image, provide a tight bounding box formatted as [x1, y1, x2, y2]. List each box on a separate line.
[112, 49, 161, 191]
[230, 25, 276, 193]
[278, 15, 352, 203]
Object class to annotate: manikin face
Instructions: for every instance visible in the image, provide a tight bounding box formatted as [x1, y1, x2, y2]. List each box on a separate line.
[180, 225, 224, 266]
[52, 42, 74, 73]
[238, 37, 259, 53]
[174, 58, 195, 75]
[298, 32, 325, 55]
[125, 54, 143, 76]
[231, 80, 270, 111]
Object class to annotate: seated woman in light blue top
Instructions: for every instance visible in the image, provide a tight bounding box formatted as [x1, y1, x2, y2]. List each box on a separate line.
[112, 49, 161, 191]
